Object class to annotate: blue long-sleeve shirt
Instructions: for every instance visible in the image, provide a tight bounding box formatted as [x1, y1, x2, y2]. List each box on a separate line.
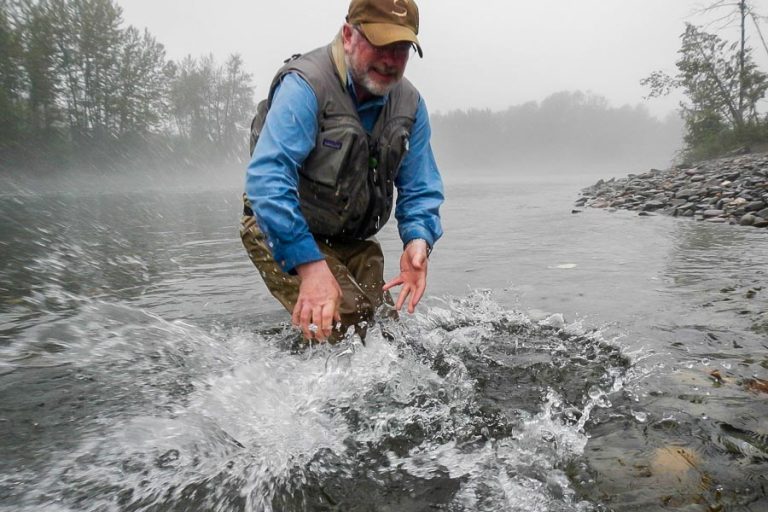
[245, 72, 444, 273]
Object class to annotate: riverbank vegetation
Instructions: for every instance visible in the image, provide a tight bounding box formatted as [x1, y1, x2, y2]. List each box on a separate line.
[4, 0, 766, 178]
[643, 0, 768, 163]
[0, 0, 254, 174]
[0, 0, 685, 180]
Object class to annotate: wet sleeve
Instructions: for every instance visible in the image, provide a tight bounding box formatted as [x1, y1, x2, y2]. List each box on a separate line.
[394, 96, 445, 251]
[244, 73, 324, 273]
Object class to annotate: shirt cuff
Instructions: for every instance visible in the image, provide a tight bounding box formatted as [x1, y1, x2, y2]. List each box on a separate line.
[275, 234, 324, 274]
[401, 228, 435, 253]
[405, 238, 432, 256]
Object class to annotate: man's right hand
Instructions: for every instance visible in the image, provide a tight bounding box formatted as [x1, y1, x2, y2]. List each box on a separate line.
[293, 260, 342, 341]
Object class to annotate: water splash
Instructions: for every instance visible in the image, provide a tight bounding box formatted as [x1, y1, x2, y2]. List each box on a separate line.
[0, 291, 633, 511]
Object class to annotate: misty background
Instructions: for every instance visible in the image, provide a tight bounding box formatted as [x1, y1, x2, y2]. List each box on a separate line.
[4, 0, 768, 189]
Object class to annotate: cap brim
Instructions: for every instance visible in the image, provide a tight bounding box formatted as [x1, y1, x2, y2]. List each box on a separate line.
[359, 23, 423, 58]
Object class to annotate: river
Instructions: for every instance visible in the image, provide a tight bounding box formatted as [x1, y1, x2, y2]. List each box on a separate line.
[1, 173, 767, 511]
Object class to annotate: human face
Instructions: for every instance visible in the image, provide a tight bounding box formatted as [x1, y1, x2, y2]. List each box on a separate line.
[343, 24, 412, 98]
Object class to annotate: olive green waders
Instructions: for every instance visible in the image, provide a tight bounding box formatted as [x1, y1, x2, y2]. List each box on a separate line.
[240, 214, 394, 341]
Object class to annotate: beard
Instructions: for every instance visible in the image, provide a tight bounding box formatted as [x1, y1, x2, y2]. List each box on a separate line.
[345, 52, 402, 97]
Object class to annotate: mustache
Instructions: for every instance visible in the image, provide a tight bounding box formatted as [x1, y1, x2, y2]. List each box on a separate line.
[371, 65, 399, 77]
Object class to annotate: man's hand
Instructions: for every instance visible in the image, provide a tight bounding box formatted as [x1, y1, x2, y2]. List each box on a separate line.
[293, 260, 342, 341]
[383, 239, 429, 314]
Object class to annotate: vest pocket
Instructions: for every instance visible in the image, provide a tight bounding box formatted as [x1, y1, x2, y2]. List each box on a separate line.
[299, 126, 357, 188]
[378, 125, 411, 181]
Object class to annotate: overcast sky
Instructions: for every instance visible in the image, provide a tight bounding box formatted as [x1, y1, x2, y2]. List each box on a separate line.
[120, 0, 767, 119]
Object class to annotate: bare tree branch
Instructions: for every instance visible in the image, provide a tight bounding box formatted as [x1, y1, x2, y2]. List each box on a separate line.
[750, 12, 768, 59]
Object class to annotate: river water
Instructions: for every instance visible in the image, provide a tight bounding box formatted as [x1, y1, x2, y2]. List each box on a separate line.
[1, 173, 767, 511]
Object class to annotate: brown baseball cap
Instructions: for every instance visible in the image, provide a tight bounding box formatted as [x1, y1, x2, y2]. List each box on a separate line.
[346, 0, 423, 57]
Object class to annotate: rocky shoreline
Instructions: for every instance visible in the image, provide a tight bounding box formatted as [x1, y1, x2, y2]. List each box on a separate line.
[576, 152, 768, 228]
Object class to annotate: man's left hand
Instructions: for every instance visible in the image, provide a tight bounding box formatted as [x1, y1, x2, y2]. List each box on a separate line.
[383, 239, 429, 314]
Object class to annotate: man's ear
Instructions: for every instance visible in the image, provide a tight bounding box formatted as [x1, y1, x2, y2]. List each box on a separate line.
[341, 23, 354, 48]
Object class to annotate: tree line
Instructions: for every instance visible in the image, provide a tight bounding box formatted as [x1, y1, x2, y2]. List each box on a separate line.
[4, 0, 764, 177]
[430, 91, 683, 174]
[0, 0, 254, 174]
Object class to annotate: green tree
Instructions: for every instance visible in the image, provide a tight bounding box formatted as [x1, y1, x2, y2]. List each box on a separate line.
[0, 1, 24, 150]
[216, 54, 254, 157]
[167, 53, 254, 160]
[168, 55, 206, 141]
[22, 0, 60, 135]
[115, 26, 167, 135]
[698, 1, 768, 111]
[642, 23, 768, 160]
[48, 0, 123, 142]
[2, 0, 255, 172]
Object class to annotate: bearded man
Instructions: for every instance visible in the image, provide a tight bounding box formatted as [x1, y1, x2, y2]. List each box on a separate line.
[241, 0, 444, 342]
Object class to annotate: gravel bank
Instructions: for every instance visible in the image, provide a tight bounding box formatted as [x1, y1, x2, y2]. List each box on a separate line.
[577, 153, 768, 228]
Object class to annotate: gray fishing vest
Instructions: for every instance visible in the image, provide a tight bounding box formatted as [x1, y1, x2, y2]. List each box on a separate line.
[250, 44, 420, 240]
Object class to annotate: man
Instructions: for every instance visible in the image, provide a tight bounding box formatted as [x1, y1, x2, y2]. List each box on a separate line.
[241, 0, 443, 342]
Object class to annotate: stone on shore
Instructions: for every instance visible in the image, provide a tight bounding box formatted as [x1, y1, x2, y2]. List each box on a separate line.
[740, 214, 757, 226]
[577, 153, 768, 229]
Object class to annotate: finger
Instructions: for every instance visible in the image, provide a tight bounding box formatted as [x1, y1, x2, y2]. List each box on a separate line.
[292, 301, 302, 327]
[311, 306, 325, 341]
[320, 304, 334, 340]
[395, 286, 411, 311]
[383, 276, 404, 291]
[299, 305, 313, 340]
[409, 282, 426, 314]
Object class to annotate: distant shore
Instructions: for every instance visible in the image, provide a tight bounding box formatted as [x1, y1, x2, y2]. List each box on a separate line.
[576, 152, 768, 229]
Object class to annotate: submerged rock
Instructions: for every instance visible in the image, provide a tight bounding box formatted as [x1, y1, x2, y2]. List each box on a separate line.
[578, 153, 768, 229]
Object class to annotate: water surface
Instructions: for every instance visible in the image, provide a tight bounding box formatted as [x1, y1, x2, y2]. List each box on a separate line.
[1, 174, 767, 511]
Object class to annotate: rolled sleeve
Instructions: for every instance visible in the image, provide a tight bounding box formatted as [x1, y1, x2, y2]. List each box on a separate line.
[244, 73, 323, 273]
